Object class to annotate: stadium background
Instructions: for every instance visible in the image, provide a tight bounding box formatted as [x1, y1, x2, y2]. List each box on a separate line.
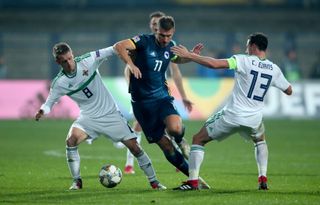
[0, 2, 319, 204]
[0, 0, 319, 120]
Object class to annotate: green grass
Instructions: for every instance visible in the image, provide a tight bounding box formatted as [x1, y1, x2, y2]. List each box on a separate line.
[0, 119, 319, 205]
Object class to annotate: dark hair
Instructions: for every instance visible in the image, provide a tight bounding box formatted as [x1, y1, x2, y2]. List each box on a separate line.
[158, 16, 175, 31]
[52, 42, 71, 59]
[149, 11, 165, 19]
[248, 33, 268, 51]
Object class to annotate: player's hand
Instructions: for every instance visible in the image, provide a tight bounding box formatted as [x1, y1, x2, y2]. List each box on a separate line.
[35, 109, 44, 121]
[127, 64, 142, 79]
[171, 45, 190, 58]
[182, 98, 193, 112]
[191, 43, 204, 55]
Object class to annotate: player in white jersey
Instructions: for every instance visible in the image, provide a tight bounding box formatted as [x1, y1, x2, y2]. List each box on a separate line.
[35, 42, 166, 190]
[171, 33, 293, 190]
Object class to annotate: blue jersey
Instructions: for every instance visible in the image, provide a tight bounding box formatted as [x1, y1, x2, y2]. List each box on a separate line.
[129, 34, 177, 102]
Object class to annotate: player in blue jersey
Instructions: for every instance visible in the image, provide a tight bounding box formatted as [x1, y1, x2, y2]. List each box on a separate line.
[115, 11, 193, 175]
[114, 16, 210, 189]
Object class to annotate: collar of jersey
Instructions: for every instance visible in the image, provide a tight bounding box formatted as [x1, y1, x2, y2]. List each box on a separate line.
[62, 63, 77, 78]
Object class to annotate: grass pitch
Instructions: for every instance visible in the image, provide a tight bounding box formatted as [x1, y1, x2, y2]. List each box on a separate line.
[0, 119, 319, 205]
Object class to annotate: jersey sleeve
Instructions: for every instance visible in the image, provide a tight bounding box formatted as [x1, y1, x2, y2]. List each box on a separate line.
[272, 65, 291, 91]
[232, 54, 246, 73]
[130, 35, 147, 50]
[40, 83, 64, 115]
[94, 46, 115, 60]
[170, 40, 178, 61]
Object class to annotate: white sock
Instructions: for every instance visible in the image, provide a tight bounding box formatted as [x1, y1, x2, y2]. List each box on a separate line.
[189, 145, 205, 181]
[66, 146, 81, 179]
[136, 151, 156, 182]
[125, 149, 135, 167]
[255, 141, 268, 177]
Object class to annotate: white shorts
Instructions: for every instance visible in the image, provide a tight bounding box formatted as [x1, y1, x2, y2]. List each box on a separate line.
[71, 111, 136, 143]
[205, 110, 265, 141]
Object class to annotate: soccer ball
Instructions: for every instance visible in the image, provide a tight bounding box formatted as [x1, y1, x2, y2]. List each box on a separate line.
[99, 164, 122, 188]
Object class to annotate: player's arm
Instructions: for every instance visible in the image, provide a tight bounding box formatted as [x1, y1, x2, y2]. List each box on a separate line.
[35, 86, 63, 121]
[96, 46, 115, 59]
[284, 85, 293, 95]
[171, 44, 229, 69]
[169, 63, 193, 112]
[113, 39, 142, 79]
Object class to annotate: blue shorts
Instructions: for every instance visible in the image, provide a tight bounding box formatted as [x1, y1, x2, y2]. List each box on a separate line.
[132, 97, 180, 143]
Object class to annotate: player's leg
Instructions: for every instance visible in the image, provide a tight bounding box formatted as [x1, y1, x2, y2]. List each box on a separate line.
[156, 135, 189, 176]
[174, 110, 235, 191]
[124, 120, 142, 174]
[173, 126, 212, 190]
[122, 138, 166, 190]
[164, 114, 190, 159]
[252, 123, 268, 190]
[65, 126, 88, 190]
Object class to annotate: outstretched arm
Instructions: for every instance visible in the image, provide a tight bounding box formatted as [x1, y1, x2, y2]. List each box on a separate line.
[169, 63, 193, 112]
[172, 43, 204, 64]
[113, 40, 142, 79]
[171, 44, 229, 69]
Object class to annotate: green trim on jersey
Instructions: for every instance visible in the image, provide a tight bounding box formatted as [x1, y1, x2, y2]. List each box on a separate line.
[51, 70, 64, 89]
[227, 57, 237, 70]
[66, 71, 97, 96]
[75, 52, 91, 63]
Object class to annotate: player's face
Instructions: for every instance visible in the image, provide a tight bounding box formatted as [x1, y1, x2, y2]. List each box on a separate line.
[156, 27, 174, 47]
[149, 17, 161, 33]
[56, 51, 75, 73]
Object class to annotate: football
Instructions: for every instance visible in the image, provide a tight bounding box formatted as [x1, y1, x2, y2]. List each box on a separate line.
[99, 164, 122, 188]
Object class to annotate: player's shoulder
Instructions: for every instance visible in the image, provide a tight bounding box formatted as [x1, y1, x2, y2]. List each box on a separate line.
[50, 70, 65, 89]
[74, 52, 93, 63]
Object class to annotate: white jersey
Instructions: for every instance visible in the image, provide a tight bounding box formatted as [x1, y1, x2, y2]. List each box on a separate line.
[224, 54, 290, 128]
[41, 46, 118, 118]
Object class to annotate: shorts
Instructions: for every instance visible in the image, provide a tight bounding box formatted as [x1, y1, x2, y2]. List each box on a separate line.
[205, 110, 265, 141]
[71, 111, 136, 143]
[132, 97, 179, 143]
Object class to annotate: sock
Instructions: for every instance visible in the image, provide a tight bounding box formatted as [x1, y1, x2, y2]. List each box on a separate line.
[136, 151, 157, 182]
[125, 149, 135, 167]
[189, 145, 204, 181]
[163, 148, 189, 176]
[66, 146, 81, 180]
[135, 131, 142, 144]
[254, 141, 268, 177]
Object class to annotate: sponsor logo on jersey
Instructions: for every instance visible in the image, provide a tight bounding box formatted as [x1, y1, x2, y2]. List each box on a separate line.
[83, 69, 89, 76]
[132, 36, 140, 43]
[150, 51, 156, 57]
[164, 51, 169, 59]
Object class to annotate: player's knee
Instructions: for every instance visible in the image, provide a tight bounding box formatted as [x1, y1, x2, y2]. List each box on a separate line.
[167, 124, 183, 137]
[125, 139, 142, 156]
[66, 135, 80, 147]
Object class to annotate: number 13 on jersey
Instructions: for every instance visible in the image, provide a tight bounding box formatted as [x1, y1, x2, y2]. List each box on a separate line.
[247, 70, 272, 102]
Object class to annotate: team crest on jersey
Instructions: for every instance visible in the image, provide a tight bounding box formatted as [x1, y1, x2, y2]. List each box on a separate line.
[132, 36, 140, 43]
[83, 69, 89, 76]
[164, 51, 169, 59]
